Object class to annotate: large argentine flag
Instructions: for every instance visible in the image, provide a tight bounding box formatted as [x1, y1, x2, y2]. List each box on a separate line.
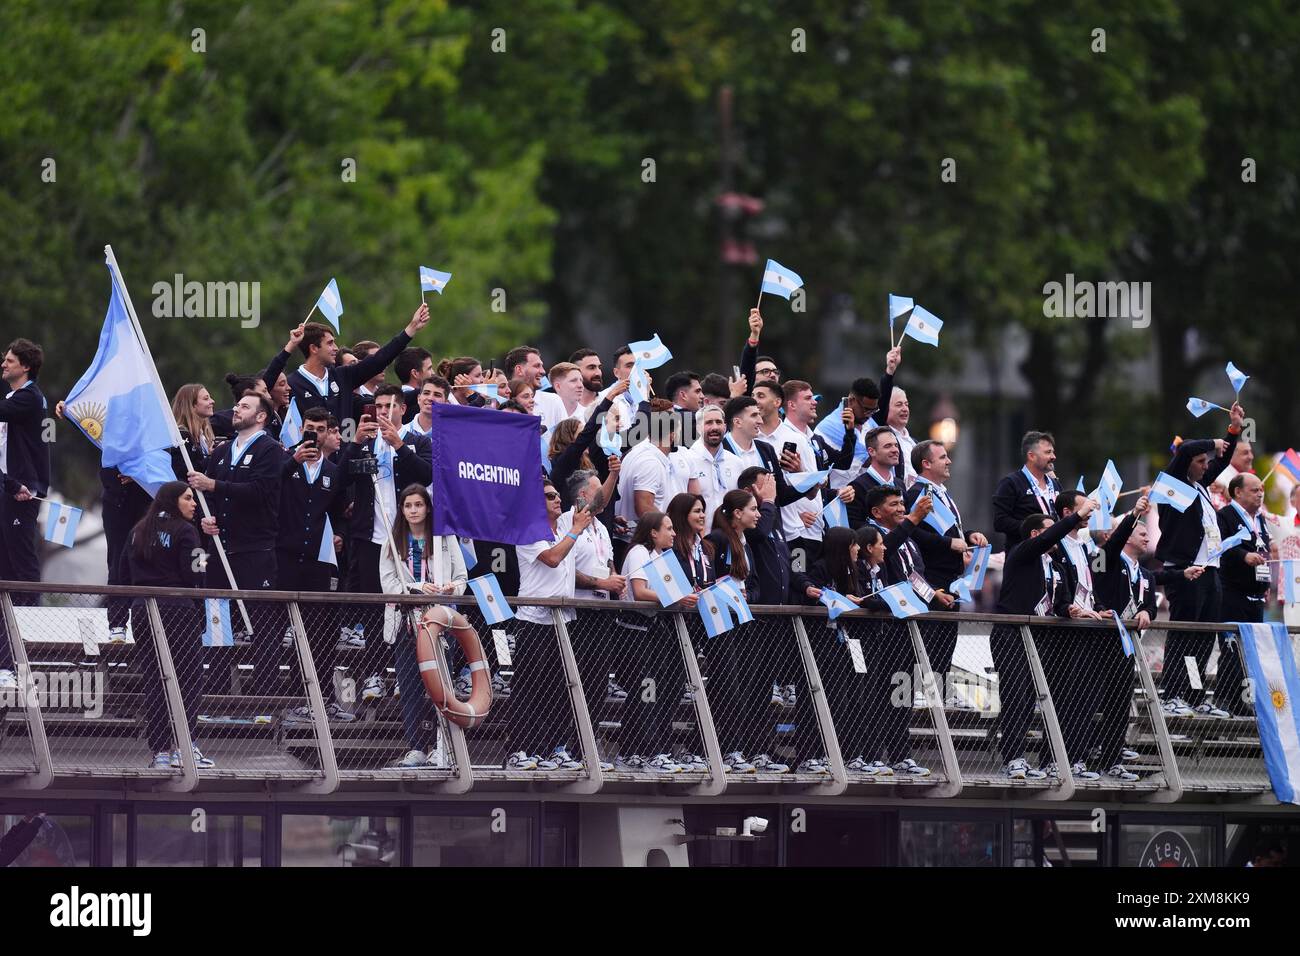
[1150, 471, 1197, 513]
[64, 253, 183, 497]
[760, 259, 803, 299]
[1236, 622, 1300, 804]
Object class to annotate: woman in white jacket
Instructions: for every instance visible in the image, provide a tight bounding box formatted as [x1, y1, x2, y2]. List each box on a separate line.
[380, 484, 469, 768]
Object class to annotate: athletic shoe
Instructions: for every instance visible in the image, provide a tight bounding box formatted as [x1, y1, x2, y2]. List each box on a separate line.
[547, 748, 583, 771]
[1106, 764, 1140, 782]
[599, 760, 615, 772]
[783, 684, 797, 708]
[770, 682, 784, 706]
[395, 749, 431, 768]
[751, 753, 790, 773]
[675, 753, 708, 772]
[282, 625, 295, 648]
[1046, 761, 1100, 780]
[614, 754, 645, 772]
[361, 675, 385, 701]
[325, 701, 357, 723]
[606, 679, 628, 702]
[108, 626, 127, 644]
[1162, 697, 1194, 718]
[1195, 702, 1231, 719]
[1121, 747, 1140, 762]
[892, 758, 932, 777]
[391, 680, 401, 701]
[797, 757, 830, 775]
[149, 751, 173, 769]
[846, 755, 876, 774]
[680, 685, 696, 706]
[282, 704, 313, 724]
[723, 751, 756, 774]
[173, 746, 215, 770]
[947, 694, 976, 711]
[1002, 757, 1047, 780]
[336, 627, 365, 650]
[454, 668, 472, 698]
[870, 760, 895, 777]
[0, 669, 16, 690]
[492, 672, 510, 696]
[505, 751, 538, 771]
[645, 753, 683, 774]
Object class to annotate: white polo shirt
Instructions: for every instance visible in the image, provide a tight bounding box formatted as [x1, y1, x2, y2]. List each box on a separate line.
[616, 440, 671, 526]
[690, 438, 742, 532]
[556, 508, 615, 600]
[773, 418, 822, 542]
[516, 528, 577, 625]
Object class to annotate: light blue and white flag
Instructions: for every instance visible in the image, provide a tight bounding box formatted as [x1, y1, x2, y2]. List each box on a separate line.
[43, 501, 82, 548]
[419, 266, 453, 295]
[878, 581, 926, 618]
[627, 360, 652, 406]
[1186, 396, 1228, 418]
[697, 590, 735, 638]
[821, 496, 848, 529]
[1236, 622, 1300, 804]
[787, 469, 829, 493]
[460, 536, 478, 572]
[912, 487, 957, 535]
[64, 253, 184, 497]
[1150, 471, 1198, 513]
[315, 278, 343, 332]
[1226, 361, 1249, 396]
[1095, 459, 1123, 513]
[202, 598, 234, 647]
[1111, 610, 1134, 658]
[627, 333, 673, 370]
[760, 259, 803, 299]
[1282, 560, 1300, 605]
[819, 587, 858, 621]
[538, 374, 551, 391]
[318, 514, 337, 567]
[902, 305, 943, 347]
[889, 293, 913, 340]
[949, 576, 973, 605]
[640, 550, 692, 607]
[1089, 508, 1114, 532]
[965, 544, 991, 590]
[597, 420, 622, 459]
[540, 431, 552, 475]
[813, 400, 848, 450]
[463, 383, 502, 404]
[280, 397, 304, 448]
[713, 575, 753, 624]
[1207, 525, 1253, 561]
[1076, 475, 1086, 493]
[468, 573, 515, 625]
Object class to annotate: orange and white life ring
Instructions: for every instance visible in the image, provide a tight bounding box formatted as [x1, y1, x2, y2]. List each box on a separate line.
[414, 606, 492, 729]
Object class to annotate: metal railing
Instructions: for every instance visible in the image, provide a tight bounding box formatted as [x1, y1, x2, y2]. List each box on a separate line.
[0, 581, 1290, 803]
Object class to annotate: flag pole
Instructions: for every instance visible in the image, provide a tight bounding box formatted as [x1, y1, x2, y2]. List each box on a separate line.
[103, 245, 253, 637]
[888, 299, 895, 350]
[1260, 462, 1280, 485]
[755, 288, 763, 312]
[303, 303, 317, 324]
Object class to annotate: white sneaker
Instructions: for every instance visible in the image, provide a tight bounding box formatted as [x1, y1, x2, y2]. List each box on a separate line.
[108, 626, 127, 644]
[1162, 697, 1194, 718]
[149, 750, 173, 769]
[336, 626, 365, 650]
[361, 675, 385, 701]
[1002, 757, 1047, 780]
[892, 758, 932, 777]
[645, 753, 683, 774]
[395, 749, 431, 768]
[770, 682, 784, 706]
[846, 755, 876, 774]
[282, 704, 313, 724]
[546, 747, 582, 771]
[533, 754, 561, 771]
[1046, 761, 1099, 780]
[675, 753, 707, 772]
[0, 669, 15, 690]
[325, 701, 357, 723]
[1106, 764, 1140, 782]
[797, 757, 830, 775]
[723, 751, 755, 774]
[783, 684, 797, 708]
[505, 751, 538, 771]
[606, 679, 627, 702]
[1121, 747, 1140, 762]
[173, 745, 215, 770]
[1195, 702, 1230, 719]
[870, 760, 895, 777]
[614, 754, 645, 772]
[751, 753, 790, 774]
[282, 626, 295, 648]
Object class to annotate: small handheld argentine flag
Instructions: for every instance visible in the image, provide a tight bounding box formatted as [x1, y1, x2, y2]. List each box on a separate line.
[949, 576, 973, 605]
[1150, 471, 1197, 513]
[597, 420, 622, 459]
[822, 496, 848, 529]
[889, 293, 913, 340]
[468, 573, 514, 625]
[787, 469, 829, 493]
[1235, 622, 1300, 804]
[1075, 475, 1086, 493]
[460, 537, 478, 572]
[640, 550, 692, 607]
[697, 590, 735, 638]
[627, 361, 652, 406]
[1186, 397, 1228, 418]
[902, 305, 943, 347]
[281, 397, 304, 448]
[1111, 610, 1134, 658]
[879, 581, 925, 619]
[912, 488, 957, 535]
[713, 575, 753, 624]
[1281, 560, 1300, 605]
[966, 544, 992, 590]
[463, 383, 502, 404]
[318, 514, 337, 567]
[819, 587, 858, 621]
[1207, 525, 1253, 561]
[1088, 508, 1114, 532]
[419, 266, 453, 294]
[1096, 459, 1123, 513]
[813, 400, 848, 450]
[627, 333, 673, 370]
[202, 598, 235, 647]
[1225, 361, 1249, 396]
[760, 259, 803, 300]
[315, 278, 343, 333]
[43, 501, 82, 548]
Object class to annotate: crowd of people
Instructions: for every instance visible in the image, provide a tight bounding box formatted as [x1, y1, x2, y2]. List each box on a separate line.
[0, 303, 1292, 779]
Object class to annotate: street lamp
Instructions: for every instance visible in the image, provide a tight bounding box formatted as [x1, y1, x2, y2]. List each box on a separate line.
[929, 394, 959, 448]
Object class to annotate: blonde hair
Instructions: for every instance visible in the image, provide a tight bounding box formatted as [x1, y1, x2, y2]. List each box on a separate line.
[172, 383, 215, 449]
[548, 361, 580, 384]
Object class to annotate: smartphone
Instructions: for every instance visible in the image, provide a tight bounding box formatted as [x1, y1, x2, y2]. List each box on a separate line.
[361, 403, 378, 422]
[782, 441, 798, 460]
[732, 365, 741, 380]
[301, 434, 317, 448]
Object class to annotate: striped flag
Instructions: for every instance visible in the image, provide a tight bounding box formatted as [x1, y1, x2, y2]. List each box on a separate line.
[1236, 622, 1300, 804]
[819, 587, 858, 621]
[949, 576, 973, 604]
[639, 550, 692, 607]
[912, 489, 956, 535]
[318, 514, 337, 567]
[1111, 610, 1134, 658]
[712, 575, 753, 624]
[889, 293, 913, 341]
[902, 305, 942, 347]
[627, 333, 673, 370]
[813, 400, 848, 450]
[315, 278, 343, 332]
[202, 598, 234, 647]
[1281, 560, 1300, 605]
[965, 544, 992, 590]
[1186, 397, 1228, 418]
[1089, 508, 1114, 532]
[1150, 471, 1198, 513]
[419, 266, 453, 294]
[697, 591, 735, 637]
[787, 469, 829, 493]
[627, 361, 651, 406]
[821, 496, 848, 529]
[280, 397, 303, 448]
[43, 501, 82, 548]
[1207, 525, 1253, 561]
[463, 383, 502, 404]
[1225, 361, 1249, 396]
[1096, 459, 1123, 513]
[460, 537, 478, 572]
[468, 573, 514, 625]
[1278, 449, 1300, 484]
[760, 259, 803, 299]
[878, 581, 925, 618]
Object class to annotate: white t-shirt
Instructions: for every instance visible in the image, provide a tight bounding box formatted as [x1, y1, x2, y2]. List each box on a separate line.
[690, 438, 742, 532]
[557, 508, 614, 599]
[516, 529, 577, 625]
[535, 390, 574, 435]
[724, 434, 766, 474]
[773, 419, 823, 542]
[621, 544, 656, 601]
[616, 440, 671, 526]
[667, 448, 704, 501]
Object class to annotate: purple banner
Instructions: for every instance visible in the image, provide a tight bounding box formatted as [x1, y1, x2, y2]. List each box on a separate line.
[430, 402, 551, 545]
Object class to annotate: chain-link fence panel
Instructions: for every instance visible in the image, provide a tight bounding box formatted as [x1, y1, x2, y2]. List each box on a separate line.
[565, 606, 710, 779]
[0, 594, 45, 780]
[1141, 624, 1272, 794]
[1029, 621, 1174, 794]
[702, 612, 831, 780]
